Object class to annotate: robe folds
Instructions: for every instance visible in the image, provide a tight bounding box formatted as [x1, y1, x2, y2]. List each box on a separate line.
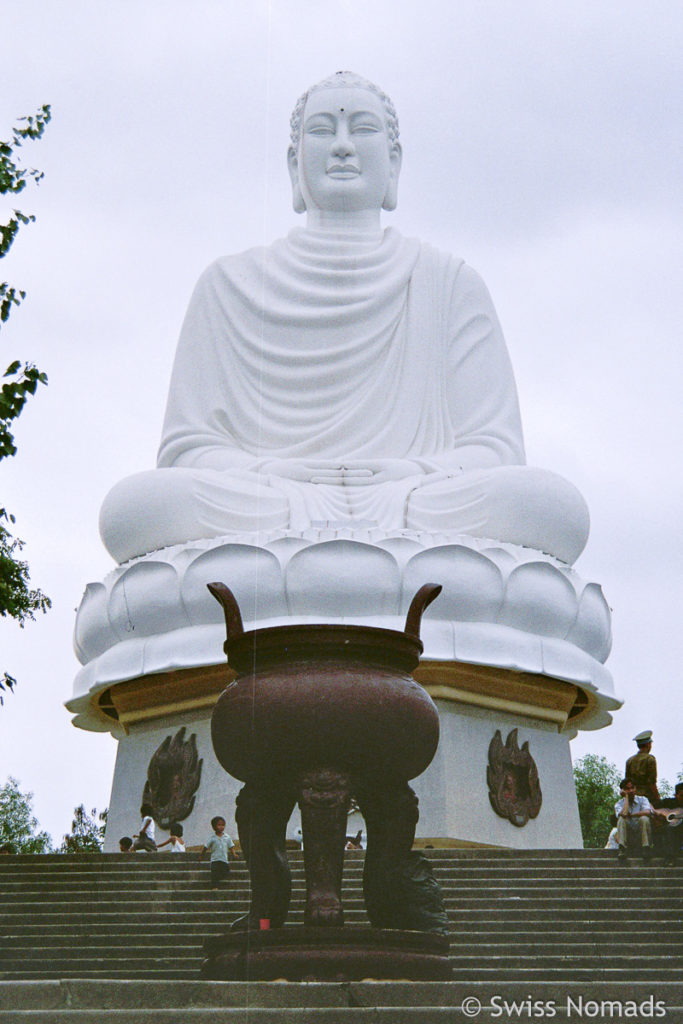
[154, 227, 527, 533]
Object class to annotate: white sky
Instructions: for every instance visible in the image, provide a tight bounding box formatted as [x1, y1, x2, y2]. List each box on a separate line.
[1, 1, 681, 844]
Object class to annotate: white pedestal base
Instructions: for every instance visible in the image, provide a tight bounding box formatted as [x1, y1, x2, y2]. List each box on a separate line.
[103, 694, 581, 852]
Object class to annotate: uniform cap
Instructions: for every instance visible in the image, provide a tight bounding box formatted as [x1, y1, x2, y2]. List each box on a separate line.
[633, 729, 653, 745]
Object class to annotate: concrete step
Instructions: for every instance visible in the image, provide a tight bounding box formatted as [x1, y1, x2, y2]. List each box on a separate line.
[2, 940, 682, 969]
[1, 853, 675, 869]
[1, 897, 677, 914]
[3, 910, 681, 930]
[1, 874, 675, 903]
[0, 850, 624, 859]
[0, 1010, 514, 1022]
[447, 967, 683, 983]
[0, 980, 681, 1022]
[1, 941, 679, 965]
[2, 979, 678, 1010]
[4, 860, 656, 875]
[6, 925, 682, 945]
[3, 875, 681, 895]
[2, 1006, 680, 1022]
[1, 854, 655, 873]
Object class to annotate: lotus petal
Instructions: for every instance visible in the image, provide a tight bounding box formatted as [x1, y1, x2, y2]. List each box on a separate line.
[501, 563, 577, 638]
[402, 545, 504, 621]
[286, 541, 400, 616]
[73, 582, 117, 663]
[376, 536, 425, 569]
[180, 544, 285, 626]
[566, 582, 613, 662]
[109, 562, 187, 640]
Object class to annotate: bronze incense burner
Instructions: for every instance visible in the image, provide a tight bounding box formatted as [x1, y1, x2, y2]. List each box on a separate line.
[204, 581, 450, 980]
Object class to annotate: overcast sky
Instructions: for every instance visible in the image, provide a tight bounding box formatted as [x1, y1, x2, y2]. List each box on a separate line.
[1, 1, 681, 845]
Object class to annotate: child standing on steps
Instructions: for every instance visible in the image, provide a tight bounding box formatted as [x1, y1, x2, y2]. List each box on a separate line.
[203, 815, 236, 888]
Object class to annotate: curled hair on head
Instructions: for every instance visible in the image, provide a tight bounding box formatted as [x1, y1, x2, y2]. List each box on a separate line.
[290, 71, 399, 151]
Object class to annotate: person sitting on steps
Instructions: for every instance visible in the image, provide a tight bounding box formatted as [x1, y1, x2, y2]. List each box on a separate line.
[615, 779, 653, 865]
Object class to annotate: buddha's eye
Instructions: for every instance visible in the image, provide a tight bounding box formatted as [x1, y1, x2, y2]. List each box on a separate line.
[306, 122, 335, 136]
[352, 124, 381, 135]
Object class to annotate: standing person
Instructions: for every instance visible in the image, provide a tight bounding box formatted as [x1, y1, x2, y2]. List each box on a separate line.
[132, 803, 157, 852]
[157, 822, 185, 853]
[615, 779, 654, 865]
[625, 730, 659, 804]
[203, 816, 236, 889]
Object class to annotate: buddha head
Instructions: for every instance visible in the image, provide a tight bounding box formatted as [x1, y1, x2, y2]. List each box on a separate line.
[287, 72, 402, 220]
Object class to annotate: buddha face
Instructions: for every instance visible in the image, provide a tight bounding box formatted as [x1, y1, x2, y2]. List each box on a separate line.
[288, 86, 402, 217]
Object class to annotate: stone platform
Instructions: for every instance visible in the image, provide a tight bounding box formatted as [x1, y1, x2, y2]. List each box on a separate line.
[67, 530, 620, 851]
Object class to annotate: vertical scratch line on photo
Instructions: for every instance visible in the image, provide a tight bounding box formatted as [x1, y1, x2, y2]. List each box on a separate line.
[244, 0, 275, 1003]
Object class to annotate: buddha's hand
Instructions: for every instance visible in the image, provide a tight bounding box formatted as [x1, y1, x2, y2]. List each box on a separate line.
[318, 458, 425, 486]
[257, 459, 352, 484]
[257, 458, 424, 486]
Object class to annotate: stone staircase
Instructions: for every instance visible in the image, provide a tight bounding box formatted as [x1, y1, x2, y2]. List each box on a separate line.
[0, 849, 681, 1021]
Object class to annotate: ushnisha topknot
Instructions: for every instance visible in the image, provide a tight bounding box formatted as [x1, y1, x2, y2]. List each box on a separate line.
[289, 71, 400, 151]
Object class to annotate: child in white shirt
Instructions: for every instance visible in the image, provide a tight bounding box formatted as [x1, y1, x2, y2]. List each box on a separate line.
[132, 803, 157, 852]
[157, 821, 185, 853]
[203, 815, 236, 888]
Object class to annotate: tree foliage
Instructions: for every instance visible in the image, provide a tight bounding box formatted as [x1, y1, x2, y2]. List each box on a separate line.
[1, 361, 48, 460]
[1, 106, 52, 702]
[59, 805, 107, 854]
[658, 777, 673, 800]
[573, 753, 621, 849]
[0, 507, 51, 700]
[0, 776, 52, 853]
[0, 104, 51, 453]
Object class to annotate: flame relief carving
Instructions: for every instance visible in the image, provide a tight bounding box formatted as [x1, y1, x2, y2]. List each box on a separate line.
[487, 728, 542, 827]
[142, 726, 203, 828]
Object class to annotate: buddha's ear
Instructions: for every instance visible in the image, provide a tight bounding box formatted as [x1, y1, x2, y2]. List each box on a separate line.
[382, 142, 403, 212]
[287, 146, 306, 214]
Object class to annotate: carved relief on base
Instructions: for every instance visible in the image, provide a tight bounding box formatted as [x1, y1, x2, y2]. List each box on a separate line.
[487, 728, 542, 827]
[142, 726, 203, 828]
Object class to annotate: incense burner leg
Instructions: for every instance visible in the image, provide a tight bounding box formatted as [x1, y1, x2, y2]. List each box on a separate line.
[298, 767, 351, 927]
[358, 778, 419, 921]
[357, 779, 449, 934]
[233, 780, 296, 930]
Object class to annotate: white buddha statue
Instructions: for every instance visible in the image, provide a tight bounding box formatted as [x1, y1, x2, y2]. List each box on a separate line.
[100, 72, 589, 567]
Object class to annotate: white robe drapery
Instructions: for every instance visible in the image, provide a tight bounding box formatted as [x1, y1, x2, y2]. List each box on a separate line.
[156, 227, 525, 532]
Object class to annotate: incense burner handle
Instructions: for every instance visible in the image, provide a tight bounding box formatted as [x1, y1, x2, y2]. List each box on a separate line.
[403, 583, 442, 641]
[207, 582, 245, 641]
